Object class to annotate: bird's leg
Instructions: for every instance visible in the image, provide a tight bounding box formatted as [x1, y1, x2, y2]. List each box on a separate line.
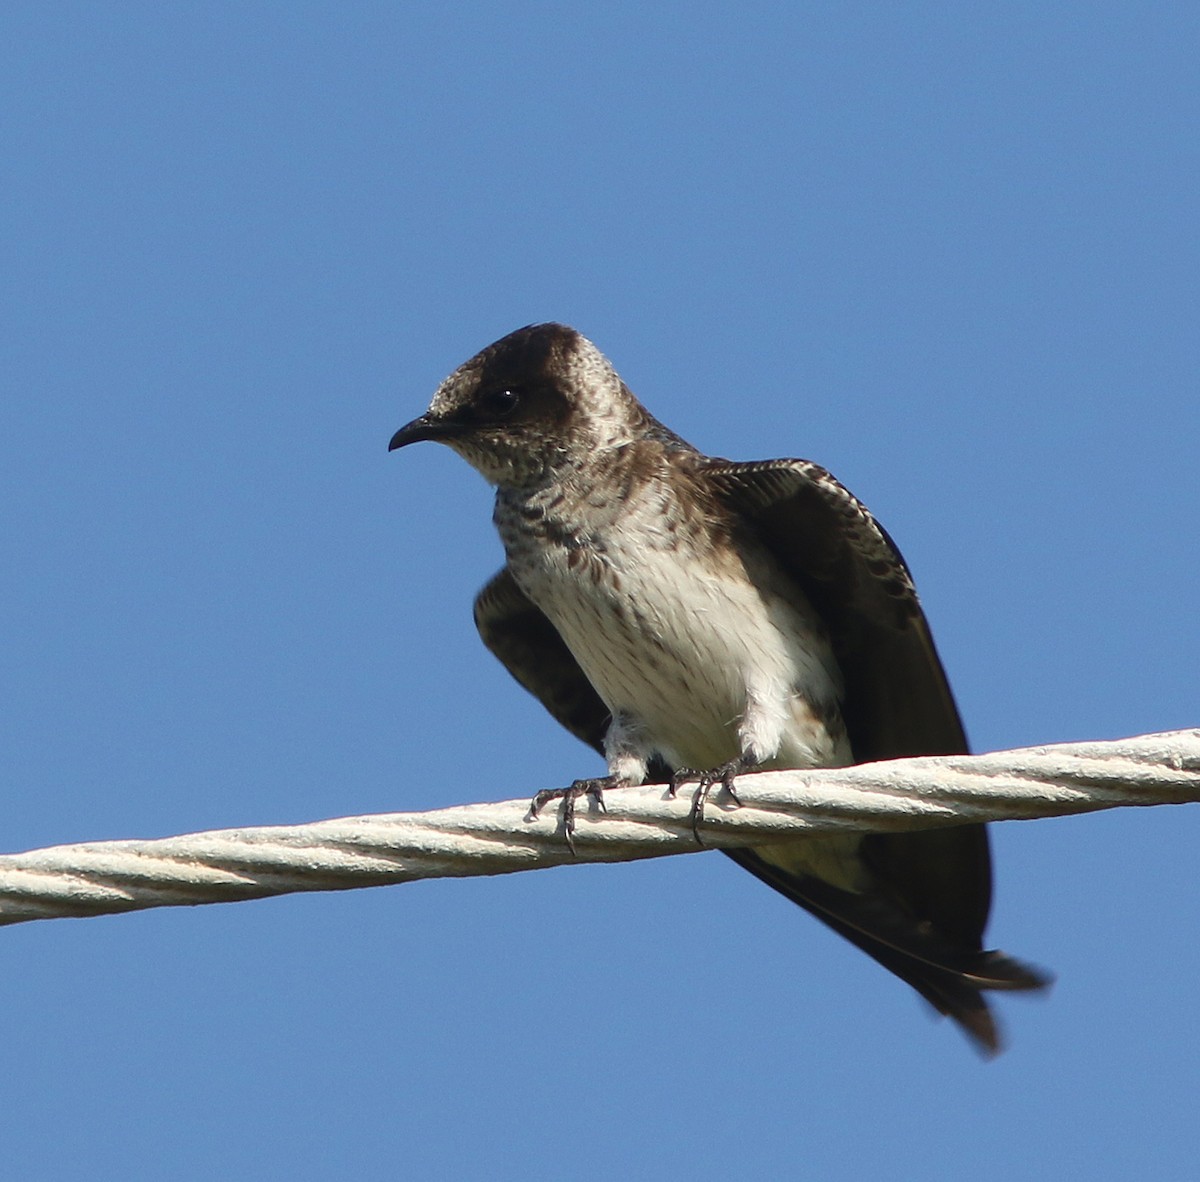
[529, 714, 651, 853]
[668, 755, 757, 845]
[528, 776, 619, 856]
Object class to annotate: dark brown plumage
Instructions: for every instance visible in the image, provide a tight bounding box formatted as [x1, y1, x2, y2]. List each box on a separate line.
[392, 323, 1050, 1054]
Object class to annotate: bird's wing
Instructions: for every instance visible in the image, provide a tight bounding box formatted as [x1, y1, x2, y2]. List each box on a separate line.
[701, 457, 966, 762]
[474, 567, 612, 754]
[473, 464, 1049, 1053]
[701, 457, 1048, 1052]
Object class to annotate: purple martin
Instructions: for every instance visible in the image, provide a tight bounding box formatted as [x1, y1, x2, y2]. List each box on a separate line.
[390, 323, 1049, 1053]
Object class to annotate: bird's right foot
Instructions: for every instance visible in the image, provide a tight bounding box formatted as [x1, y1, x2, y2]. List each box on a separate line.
[528, 776, 618, 855]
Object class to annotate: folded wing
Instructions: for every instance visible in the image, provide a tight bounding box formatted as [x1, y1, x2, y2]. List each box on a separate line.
[475, 456, 1050, 1053]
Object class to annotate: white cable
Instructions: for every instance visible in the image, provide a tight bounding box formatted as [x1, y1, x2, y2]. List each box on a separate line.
[2, 729, 1196, 927]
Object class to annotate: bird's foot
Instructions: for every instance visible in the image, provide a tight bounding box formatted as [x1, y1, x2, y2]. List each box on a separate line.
[668, 756, 754, 845]
[528, 776, 617, 855]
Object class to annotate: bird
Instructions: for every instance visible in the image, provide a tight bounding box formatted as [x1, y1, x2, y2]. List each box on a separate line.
[389, 322, 1050, 1054]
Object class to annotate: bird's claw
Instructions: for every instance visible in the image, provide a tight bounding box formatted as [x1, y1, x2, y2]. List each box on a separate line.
[529, 777, 613, 855]
[669, 758, 752, 845]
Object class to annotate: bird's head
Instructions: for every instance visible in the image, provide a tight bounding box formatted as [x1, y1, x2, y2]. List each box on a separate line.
[389, 323, 649, 489]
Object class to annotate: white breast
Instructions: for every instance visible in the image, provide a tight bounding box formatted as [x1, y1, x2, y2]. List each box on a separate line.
[504, 477, 850, 775]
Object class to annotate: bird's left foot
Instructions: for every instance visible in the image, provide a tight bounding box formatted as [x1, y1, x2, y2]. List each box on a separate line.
[668, 756, 755, 845]
[529, 776, 617, 855]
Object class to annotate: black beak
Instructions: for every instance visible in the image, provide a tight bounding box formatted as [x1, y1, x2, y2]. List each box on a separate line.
[388, 413, 456, 451]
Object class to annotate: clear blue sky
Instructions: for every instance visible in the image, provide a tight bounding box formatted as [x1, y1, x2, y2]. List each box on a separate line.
[3, 4, 1198, 1179]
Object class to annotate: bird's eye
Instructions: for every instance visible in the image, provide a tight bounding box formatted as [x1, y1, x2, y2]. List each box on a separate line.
[480, 388, 521, 418]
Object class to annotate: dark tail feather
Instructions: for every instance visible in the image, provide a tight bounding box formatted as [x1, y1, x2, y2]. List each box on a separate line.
[725, 848, 1052, 1056]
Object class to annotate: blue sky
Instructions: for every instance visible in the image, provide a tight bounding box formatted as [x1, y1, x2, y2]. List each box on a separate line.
[2, 4, 1198, 1178]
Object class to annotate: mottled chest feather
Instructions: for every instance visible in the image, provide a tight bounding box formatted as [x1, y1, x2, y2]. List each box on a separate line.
[493, 443, 847, 772]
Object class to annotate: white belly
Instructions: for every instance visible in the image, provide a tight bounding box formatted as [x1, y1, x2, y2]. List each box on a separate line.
[514, 514, 850, 775]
